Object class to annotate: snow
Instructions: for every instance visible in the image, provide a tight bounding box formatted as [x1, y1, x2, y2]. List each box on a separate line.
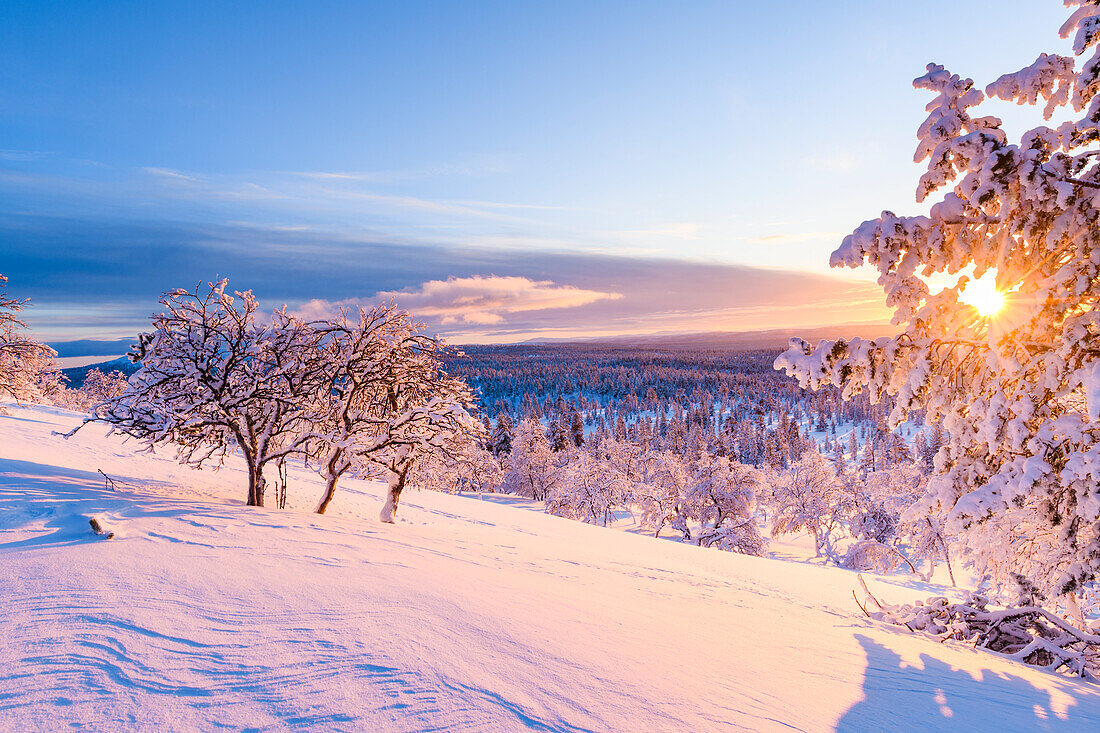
[3, 403, 1100, 731]
[1080, 360, 1100, 422]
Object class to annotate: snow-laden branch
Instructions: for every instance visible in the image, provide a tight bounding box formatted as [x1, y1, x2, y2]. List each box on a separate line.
[774, 3, 1100, 608]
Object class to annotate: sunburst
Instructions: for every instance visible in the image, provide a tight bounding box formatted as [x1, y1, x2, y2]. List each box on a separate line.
[959, 271, 1007, 318]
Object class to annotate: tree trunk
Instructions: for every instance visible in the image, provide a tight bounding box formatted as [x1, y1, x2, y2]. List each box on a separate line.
[379, 469, 408, 523]
[316, 474, 339, 514]
[246, 459, 264, 507]
[315, 453, 344, 514]
[938, 532, 957, 587]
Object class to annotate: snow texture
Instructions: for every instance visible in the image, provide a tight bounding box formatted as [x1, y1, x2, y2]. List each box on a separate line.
[2, 403, 1100, 731]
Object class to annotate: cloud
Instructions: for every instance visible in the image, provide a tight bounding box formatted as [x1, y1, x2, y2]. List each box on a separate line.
[751, 231, 842, 242]
[0, 149, 52, 162]
[294, 275, 622, 326]
[445, 199, 571, 212]
[611, 222, 703, 240]
[4, 215, 889, 343]
[286, 171, 374, 181]
[141, 167, 199, 182]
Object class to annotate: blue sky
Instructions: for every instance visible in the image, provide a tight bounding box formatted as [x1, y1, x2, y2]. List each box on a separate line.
[0, 0, 1072, 342]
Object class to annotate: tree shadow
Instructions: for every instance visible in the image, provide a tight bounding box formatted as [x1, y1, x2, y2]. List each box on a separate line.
[0, 457, 222, 550]
[837, 633, 1100, 731]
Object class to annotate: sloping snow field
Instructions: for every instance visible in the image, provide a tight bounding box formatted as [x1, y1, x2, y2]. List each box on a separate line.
[2, 404, 1100, 731]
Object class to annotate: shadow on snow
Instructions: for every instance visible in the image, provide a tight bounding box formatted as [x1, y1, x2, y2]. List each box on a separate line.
[837, 633, 1097, 731]
[0, 457, 219, 551]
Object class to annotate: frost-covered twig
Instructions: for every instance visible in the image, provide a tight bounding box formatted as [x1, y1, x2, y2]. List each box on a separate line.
[98, 469, 119, 491]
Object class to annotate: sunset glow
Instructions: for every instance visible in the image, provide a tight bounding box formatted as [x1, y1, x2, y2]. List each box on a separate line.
[959, 271, 1007, 318]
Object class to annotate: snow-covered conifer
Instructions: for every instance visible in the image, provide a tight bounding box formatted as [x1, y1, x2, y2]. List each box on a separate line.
[490, 412, 514, 455]
[776, 3, 1100, 608]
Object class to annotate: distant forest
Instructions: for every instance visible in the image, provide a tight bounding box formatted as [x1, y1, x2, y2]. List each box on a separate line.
[65, 342, 915, 473]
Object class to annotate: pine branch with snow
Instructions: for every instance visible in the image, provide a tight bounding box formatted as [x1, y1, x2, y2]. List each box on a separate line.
[775, 1, 1100, 609]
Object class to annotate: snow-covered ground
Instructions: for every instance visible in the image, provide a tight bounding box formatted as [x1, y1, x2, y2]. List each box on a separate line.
[2, 403, 1099, 731]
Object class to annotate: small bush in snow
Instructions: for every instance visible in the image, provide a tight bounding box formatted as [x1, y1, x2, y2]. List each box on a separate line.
[0, 274, 58, 405]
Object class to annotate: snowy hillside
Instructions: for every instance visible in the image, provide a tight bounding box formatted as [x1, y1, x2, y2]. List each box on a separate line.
[2, 403, 1099, 731]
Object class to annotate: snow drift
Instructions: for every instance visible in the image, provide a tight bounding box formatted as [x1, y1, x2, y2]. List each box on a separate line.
[2, 403, 1099, 731]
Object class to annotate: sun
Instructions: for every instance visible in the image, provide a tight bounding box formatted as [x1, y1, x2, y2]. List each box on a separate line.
[959, 271, 1007, 317]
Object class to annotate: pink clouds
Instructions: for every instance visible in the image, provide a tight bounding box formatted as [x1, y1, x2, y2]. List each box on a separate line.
[289, 275, 622, 327]
[379, 275, 621, 324]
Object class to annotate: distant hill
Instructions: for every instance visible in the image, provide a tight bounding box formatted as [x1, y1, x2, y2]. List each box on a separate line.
[60, 356, 137, 388]
[47, 338, 136, 358]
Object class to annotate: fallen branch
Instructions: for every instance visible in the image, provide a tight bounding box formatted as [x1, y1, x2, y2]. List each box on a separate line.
[854, 575, 1100, 680]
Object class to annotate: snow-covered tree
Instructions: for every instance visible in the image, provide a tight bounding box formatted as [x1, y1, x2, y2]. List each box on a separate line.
[50, 368, 132, 413]
[570, 410, 585, 447]
[546, 449, 632, 526]
[0, 275, 57, 404]
[303, 303, 481, 520]
[637, 450, 692, 539]
[73, 280, 329, 506]
[502, 418, 557, 500]
[489, 412, 514, 455]
[407, 429, 503, 496]
[899, 491, 958, 586]
[775, 3, 1100, 609]
[769, 451, 853, 561]
[686, 454, 765, 556]
[80, 368, 131, 404]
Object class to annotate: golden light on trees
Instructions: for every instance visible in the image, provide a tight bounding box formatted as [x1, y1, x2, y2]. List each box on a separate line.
[959, 271, 1007, 318]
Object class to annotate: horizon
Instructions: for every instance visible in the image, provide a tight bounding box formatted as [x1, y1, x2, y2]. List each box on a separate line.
[2, 1, 1069, 341]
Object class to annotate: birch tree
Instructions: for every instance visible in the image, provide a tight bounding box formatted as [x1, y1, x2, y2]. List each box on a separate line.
[72, 280, 327, 506]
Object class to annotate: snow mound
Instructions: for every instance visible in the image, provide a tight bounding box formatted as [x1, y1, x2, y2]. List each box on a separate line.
[2, 403, 1099, 731]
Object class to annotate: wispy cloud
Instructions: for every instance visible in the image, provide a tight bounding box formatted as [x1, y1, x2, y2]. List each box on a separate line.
[285, 171, 374, 181]
[283, 156, 515, 184]
[751, 231, 842, 243]
[611, 222, 704, 240]
[319, 189, 529, 222]
[0, 149, 53, 162]
[445, 199, 572, 212]
[141, 166, 200, 182]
